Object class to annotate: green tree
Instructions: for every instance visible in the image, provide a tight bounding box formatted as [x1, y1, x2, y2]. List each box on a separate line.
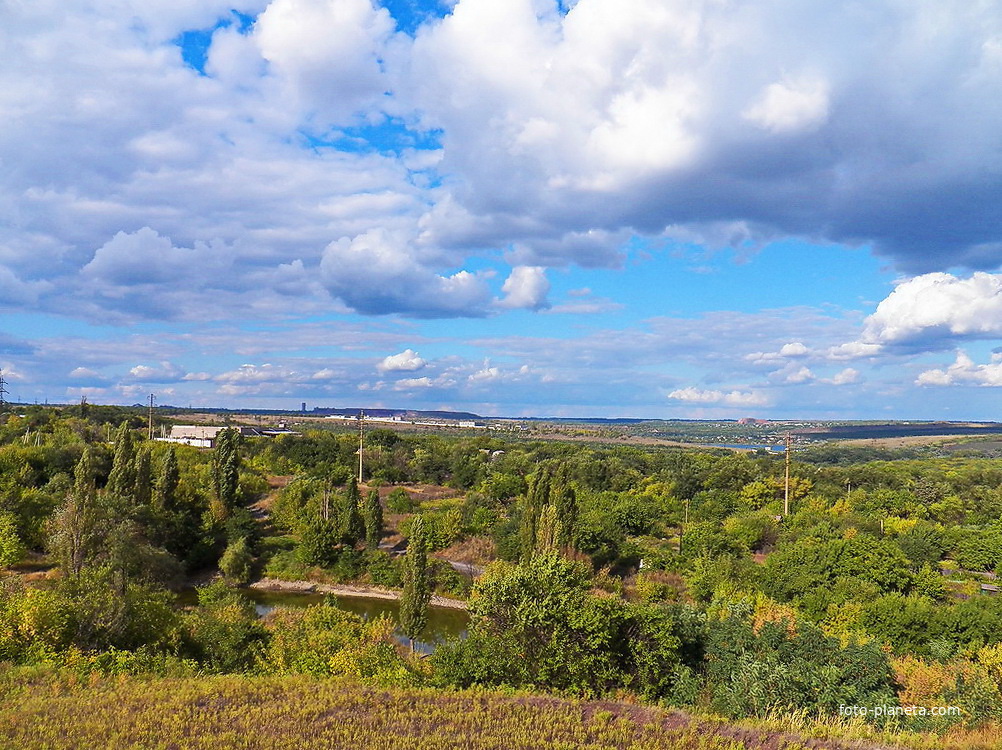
[340, 476, 365, 546]
[554, 482, 578, 550]
[155, 447, 180, 511]
[386, 487, 413, 513]
[763, 534, 912, 602]
[534, 504, 560, 554]
[183, 582, 266, 672]
[363, 488, 383, 549]
[132, 445, 152, 507]
[106, 422, 136, 498]
[219, 537, 253, 584]
[212, 428, 241, 510]
[50, 447, 99, 577]
[519, 466, 551, 560]
[399, 516, 430, 648]
[454, 553, 627, 695]
[0, 511, 25, 568]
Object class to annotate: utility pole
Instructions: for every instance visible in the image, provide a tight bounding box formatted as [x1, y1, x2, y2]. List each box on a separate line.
[357, 410, 365, 483]
[783, 432, 792, 517]
[148, 393, 155, 441]
[0, 369, 8, 410]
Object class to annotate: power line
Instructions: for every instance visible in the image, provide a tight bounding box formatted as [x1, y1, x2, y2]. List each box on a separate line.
[0, 369, 9, 410]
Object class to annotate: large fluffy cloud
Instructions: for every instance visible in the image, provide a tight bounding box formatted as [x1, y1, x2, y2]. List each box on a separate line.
[378, 349, 426, 372]
[3, 0, 1002, 327]
[319, 229, 493, 316]
[841, 273, 1002, 354]
[407, 0, 1002, 270]
[498, 266, 550, 310]
[917, 352, 1002, 388]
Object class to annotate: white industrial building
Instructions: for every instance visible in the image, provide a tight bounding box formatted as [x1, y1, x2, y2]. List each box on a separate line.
[158, 425, 296, 448]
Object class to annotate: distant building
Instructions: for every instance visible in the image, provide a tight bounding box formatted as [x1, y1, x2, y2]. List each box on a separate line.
[301, 402, 307, 412]
[158, 425, 297, 448]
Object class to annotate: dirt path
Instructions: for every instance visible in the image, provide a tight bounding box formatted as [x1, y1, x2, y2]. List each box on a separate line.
[248, 577, 468, 610]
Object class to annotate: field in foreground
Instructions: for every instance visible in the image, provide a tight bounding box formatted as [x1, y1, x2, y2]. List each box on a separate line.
[0, 670, 915, 750]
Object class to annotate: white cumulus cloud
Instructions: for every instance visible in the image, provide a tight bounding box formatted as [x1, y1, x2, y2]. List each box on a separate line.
[916, 351, 1002, 387]
[378, 349, 426, 372]
[497, 266, 550, 310]
[668, 387, 770, 407]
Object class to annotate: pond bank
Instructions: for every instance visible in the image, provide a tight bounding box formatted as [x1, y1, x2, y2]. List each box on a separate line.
[247, 578, 468, 611]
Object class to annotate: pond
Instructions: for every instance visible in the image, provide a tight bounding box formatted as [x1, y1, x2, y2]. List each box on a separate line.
[184, 587, 469, 655]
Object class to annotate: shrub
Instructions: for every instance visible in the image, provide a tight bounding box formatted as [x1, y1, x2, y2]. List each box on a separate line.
[386, 488, 414, 513]
[0, 511, 25, 568]
[220, 537, 254, 584]
[261, 599, 417, 685]
[705, 615, 898, 721]
[183, 583, 266, 672]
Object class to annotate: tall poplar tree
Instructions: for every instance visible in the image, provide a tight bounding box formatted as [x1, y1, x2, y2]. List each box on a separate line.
[52, 447, 98, 577]
[340, 476, 365, 546]
[155, 447, 180, 511]
[553, 473, 578, 550]
[212, 428, 240, 509]
[133, 445, 152, 508]
[400, 516, 430, 649]
[520, 465, 552, 560]
[106, 421, 136, 498]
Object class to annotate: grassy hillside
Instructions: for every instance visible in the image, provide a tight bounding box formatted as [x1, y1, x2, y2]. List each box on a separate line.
[0, 669, 914, 750]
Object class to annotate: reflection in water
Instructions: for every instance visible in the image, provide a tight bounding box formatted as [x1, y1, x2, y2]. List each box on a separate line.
[242, 589, 469, 655]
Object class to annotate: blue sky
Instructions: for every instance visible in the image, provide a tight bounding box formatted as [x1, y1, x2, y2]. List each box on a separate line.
[2, 0, 1002, 419]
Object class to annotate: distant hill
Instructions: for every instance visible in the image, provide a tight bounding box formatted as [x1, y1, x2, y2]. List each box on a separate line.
[310, 407, 483, 421]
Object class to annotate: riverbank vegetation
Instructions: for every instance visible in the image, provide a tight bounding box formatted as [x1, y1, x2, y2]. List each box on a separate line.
[4, 404, 1002, 746]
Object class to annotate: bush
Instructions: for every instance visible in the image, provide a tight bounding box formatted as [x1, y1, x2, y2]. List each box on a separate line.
[0, 511, 25, 568]
[705, 615, 898, 721]
[220, 538, 254, 584]
[458, 554, 627, 696]
[183, 583, 266, 672]
[361, 549, 402, 587]
[386, 488, 414, 513]
[261, 599, 417, 684]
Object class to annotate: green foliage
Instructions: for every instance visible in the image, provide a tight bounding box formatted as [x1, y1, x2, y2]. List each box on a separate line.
[340, 476, 365, 546]
[458, 554, 626, 696]
[212, 428, 241, 511]
[399, 516, 430, 644]
[132, 445, 152, 507]
[105, 422, 137, 499]
[894, 521, 946, 569]
[762, 534, 912, 602]
[261, 600, 415, 684]
[954, 524, 1002, 572]
[680, 521, 746, 561]
[0, 511, 25, 568]
[723, 511, 778, 551]
[705, 615, 898, 720]
[623, 604, 701, 703]
[155, 446, 180, 510]
[219, 537, 254, 584]
[360, 549, 401, 587]
[183, 583, 266, 672]
[385, 487, 414, 513]
[298, 517, 341, 568]
[363, 489, 383, 549]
